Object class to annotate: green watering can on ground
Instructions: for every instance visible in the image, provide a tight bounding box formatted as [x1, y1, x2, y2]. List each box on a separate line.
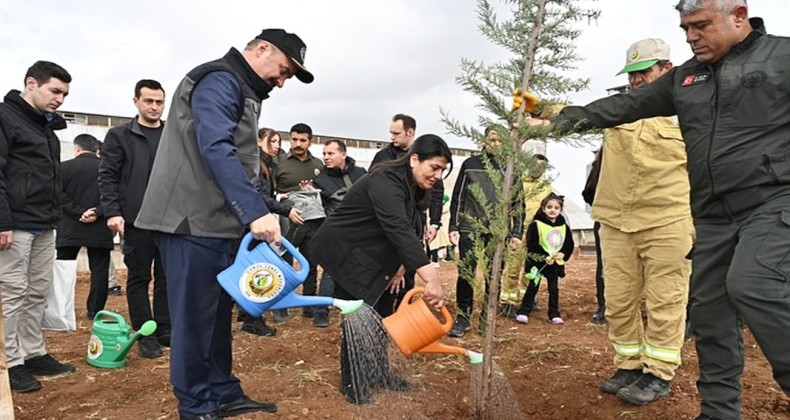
[86, 311, 157, 369]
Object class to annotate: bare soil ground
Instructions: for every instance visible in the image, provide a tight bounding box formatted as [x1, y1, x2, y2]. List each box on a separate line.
[12, 255, 790, 419]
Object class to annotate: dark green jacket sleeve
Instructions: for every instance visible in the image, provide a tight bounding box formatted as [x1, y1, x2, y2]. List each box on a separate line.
[553, 69, 677, 132]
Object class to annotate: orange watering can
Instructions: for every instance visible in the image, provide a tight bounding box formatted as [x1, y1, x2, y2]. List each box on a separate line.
[382, 287, 483, 364]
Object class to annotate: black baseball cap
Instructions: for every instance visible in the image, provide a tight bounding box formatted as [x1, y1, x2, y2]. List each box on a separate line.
[256, 29, 314, 84]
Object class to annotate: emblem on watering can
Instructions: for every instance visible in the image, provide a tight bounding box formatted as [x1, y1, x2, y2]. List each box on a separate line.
[87, 335, 104, 360]
[240, 262, 285, 303]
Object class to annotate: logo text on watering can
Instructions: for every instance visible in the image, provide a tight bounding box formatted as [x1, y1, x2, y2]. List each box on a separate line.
[239, 262, 286, 303]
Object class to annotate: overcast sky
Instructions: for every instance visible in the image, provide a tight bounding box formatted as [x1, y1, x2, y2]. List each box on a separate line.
[1, 0, 786, 207]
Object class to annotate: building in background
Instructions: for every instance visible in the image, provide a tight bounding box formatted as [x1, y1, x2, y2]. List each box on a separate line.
[55, 110, 593, 258]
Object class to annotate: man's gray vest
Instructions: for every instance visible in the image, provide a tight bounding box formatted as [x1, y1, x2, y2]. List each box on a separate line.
[135, 48, 271, 238]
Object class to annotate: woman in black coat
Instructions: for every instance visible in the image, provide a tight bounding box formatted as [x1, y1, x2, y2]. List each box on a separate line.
[310, 134, 451, 404]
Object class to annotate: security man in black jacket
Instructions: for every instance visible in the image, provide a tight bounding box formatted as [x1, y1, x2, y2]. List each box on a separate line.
[98, 79, 170, 359]
[371, 114, 445, 315]
[308, 139, 365, 327]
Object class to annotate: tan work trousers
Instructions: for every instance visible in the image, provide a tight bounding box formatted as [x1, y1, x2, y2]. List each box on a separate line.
[0, 229, 55, 367]
[500, 241, 527, 306]
[599, 218, 693, 380]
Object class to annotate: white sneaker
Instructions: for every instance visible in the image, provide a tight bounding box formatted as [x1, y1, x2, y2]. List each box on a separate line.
[432, 262, 441, 268]
[515, 314, 529, 324]
[550, 317, 565, 325]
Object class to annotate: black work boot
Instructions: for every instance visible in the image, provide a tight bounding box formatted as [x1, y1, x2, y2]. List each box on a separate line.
[616, 372, 671, 405]
[591, 306, 606, 325]
[600, 369, 642, 394]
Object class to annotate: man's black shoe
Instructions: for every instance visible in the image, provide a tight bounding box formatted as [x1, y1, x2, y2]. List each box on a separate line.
[24, 354, 76, 376]
[87, 312, 97, 320]
[313, 310, 330, 328]
[9, 365, 42, 393]
[694, 414, 723, 420]
[241, 318, 277, 336]
[302, 306, 315, 318]
[273, 309, 289, 323]
[218, 395, 277, 416]
[180, 413, 221, 420]
[138, 336, 163, 359]
[448, 316, 470, 338]
[108, 286, 122, 296]
[616, 373, 671, 406]
[600, 369, 642, 394]
[591, 307, 606, 325]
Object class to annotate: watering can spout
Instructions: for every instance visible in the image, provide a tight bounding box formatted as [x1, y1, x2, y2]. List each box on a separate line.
[266, 291, 364, 314]
[268, 291, 334, 311]
[113, 320, 157, 362]
[466, 350, 484, 365]
[417, 341, 469, 357]
[332, 298, 364, 315]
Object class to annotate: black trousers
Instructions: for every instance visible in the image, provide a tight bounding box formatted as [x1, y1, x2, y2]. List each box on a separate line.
[285, 219, 321, 297]
[454, 231, 492, 318]
[518, 274, 561, 319]
[56, 246, 111, 316]
[153, 233, 242, 417]
[593, 221, 605, 310]
[123, 225, 170, 332]
[691, 199, 790, 419]
[374, 271, 415, 318]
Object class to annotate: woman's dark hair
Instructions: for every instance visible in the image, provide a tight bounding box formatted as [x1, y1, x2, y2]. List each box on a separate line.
[257, 127, 279, 182]
[369, 134, 453, 178]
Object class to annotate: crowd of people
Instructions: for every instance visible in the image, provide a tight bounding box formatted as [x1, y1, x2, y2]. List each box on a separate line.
[1, 1, 788, 419]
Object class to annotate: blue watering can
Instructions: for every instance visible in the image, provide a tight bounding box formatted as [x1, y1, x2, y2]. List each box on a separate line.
[217, 233, 363, 317]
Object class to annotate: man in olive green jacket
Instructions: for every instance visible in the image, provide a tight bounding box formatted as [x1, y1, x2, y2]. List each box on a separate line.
[527, 2, 790, 419]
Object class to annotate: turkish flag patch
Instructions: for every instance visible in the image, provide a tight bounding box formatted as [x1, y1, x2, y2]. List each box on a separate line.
[682, 73, 710, 87]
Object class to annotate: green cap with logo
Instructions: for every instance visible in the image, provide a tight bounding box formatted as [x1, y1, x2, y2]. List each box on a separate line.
[617, 38, 670, 75]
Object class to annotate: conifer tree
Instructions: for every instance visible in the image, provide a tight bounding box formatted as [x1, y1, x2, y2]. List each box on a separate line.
[442, 0, 599, 416]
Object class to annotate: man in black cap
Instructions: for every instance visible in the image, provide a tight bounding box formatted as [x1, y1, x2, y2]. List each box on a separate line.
[135, 29, 313, 420]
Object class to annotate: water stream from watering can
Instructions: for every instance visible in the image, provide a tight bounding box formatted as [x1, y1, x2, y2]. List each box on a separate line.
[469, 360, 524, 419]
[342, 305, 414, 404]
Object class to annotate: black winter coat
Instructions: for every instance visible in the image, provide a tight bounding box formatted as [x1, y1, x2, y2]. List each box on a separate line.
[313, 157, 366, 216]
[0, 90, 65, 230]
[98, 118, 161, 225]
[310, 163, 430, 305]
[449, 152, 524, 238]
[57, 153, 114, 249]
[371, 143, 444, 226]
